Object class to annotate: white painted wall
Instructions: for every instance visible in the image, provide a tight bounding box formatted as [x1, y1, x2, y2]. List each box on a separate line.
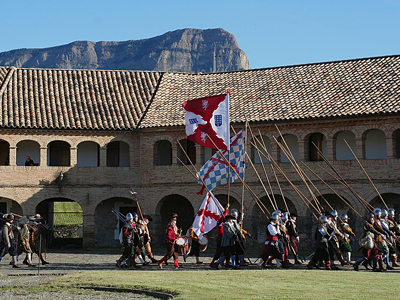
[16, 141, 40, 166]
[336, 131, 356, 160]
[254, 136, 271, 164]
[280, 135, 299, 162]
[119, 142, 130, 167]
[77, 142, 99, 167]
[365, 129, 387, 159]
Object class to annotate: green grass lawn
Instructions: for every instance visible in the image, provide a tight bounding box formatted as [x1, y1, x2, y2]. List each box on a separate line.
[24, 269, 400, 300]
[53, 202, 83, 226]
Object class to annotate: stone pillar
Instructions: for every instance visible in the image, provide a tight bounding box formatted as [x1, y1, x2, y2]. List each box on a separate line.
[100, 147, 107, 166]
[9, 146, 16, 166]
[271, 140, 279, 162]
[386, 137, 394, 159]
[83, 213, 95, 248]
[355, 138, 363, 159]
[70, 147, 77, 166]
[172, 145, 178, 164]
[298, 141, 306, 161]
[326, 138, 334, 161]
[195, 144, 202, 166]
[40, 147, 48, 166]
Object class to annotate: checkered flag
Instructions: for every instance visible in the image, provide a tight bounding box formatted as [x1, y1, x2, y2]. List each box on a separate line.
[196, 129, 246, 194]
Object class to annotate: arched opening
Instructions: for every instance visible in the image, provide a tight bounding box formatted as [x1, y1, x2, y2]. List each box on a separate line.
[203, 146, 217, 163]
[36, 198, 83, 248]
[154, 140, 172, 166]
[94, 197, 138, 247]
[0, 197, 23, 216]
[214, 194, 241, 212]
[107, 141, 130, 167]
[77, 141, 100, 167]
[157, 194, 194, 245]
[364, 129, 386, 159]
[252, 195, 297, 243]
[308, 133, 327, 161]
[252, 136, 271, 164]
[17, 140, 40, 166]
[0, 140, 10, 166]
[177, 139, 196, 165]
[335, 131, 356, 161]
[48, 141, 70, 166]
[279, 134, 299, 162]
[393, 129, 400, 158]
[370, 193, 400, 213]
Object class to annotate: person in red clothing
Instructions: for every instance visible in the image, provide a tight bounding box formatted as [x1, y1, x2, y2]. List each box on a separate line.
[158, 213, 182, 269]
[209, 203, 229, 268]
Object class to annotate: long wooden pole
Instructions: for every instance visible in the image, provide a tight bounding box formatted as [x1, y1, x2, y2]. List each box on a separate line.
[343, 139, 389, 210]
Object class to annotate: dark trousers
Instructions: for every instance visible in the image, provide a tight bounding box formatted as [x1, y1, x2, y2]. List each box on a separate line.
[313, 247, 330, 263]
[189, 240, 200, 257]
[164, 243, 179, 260]
[213, 237, 223, 260]
[260, 244, 281, 261]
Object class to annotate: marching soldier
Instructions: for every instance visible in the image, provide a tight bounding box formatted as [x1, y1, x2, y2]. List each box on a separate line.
[339, 213, 355, 264]
[326, 210, 346, 269]
[307, 215, 331, 270]
[138, 217, 158, 264]
[209, 204, 229, 268]
[116, 213, 140, 269]
[17, 216, 35, 267]
[158, 213, 181, 269]
[213, 215, 239, 269]
[286, 213, 301, 264]
[0, 214, 20, 268]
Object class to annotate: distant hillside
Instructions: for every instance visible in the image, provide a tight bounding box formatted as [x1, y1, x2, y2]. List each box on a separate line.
[0, 28, 249, 73]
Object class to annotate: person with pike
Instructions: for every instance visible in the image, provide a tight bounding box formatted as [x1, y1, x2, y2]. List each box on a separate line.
[326, 210, 346, 270]
[158, 213, 182, 269]
[130, 213, 150, 267]
[279, 212, 292, 266]
[17, 216, 35, 267]
[388, 208, 400, 267]
[209, 203, 229, 268]
[116, 213, 141, 269]
[372, 208, 393, 271]
[286, 213, 301, 264]
[338, 213, 355, 264]
[258, 212, 288, 269]
[379, 208, 397, 270]
[138, 217, 158, 264]
[26, 214, 50, 265]
[353, 213, 384, 272]
[231, 208, 251, 266]
[0, 214, 20, 268]
[307, 215, 332, 270]
[213, 215, 240, 269]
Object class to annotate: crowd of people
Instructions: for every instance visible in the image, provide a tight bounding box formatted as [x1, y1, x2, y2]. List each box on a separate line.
[0, 213, 49, 268]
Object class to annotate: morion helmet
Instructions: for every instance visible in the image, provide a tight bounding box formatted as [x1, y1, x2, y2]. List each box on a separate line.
[331, 210, 338, 218]
[231, 209, 239, 218]
[126, 213, 134, 221]
[388, 208, 395, 218]
[281, 212, 289, 222]
[374, 208, 381, 217]
[340, 213, 349, 220]
[381, 209, 388, 217]
[319, 215, 328, 223]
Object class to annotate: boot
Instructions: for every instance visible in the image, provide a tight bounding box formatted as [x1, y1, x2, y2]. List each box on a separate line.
[195, 256, 203, 264]
[148, 253, 158, 264]
[294, 255, 302, 265]
[325, 260, 332, 270]
[174, 258, 180, 269]
[40, 254, 49, 265]
[307, 258, 314, 270]
[391, 255, 400, 267]
[353, 258, 363, 271]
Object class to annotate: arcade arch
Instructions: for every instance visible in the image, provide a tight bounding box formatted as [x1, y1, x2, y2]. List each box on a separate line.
[17, 140, 40, 166]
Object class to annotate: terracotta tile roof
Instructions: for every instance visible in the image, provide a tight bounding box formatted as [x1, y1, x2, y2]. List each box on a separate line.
[0, 67, 162, 130]
[0, 55, 399, 131]
[140, 55, 400, 128]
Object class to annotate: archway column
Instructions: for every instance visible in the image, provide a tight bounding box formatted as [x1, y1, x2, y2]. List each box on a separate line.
[40, 147, 47, 166]
[271, 140, 279, 162]
[298, 141, 306, 161]
[70, 147, 77, 166]
[9, 146, 16, 166]
[195, 144, 202, 166]
[386, 137, 395, 159]
[326, 138, 334, 161]
[100, 147, 107, 166]
[172, 146, 178, 164]
[355, 138, 363, 159]
[83, 213, 95, 247]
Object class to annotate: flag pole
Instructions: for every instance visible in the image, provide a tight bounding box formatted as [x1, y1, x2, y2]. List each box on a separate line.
[227, 91, 231, 207]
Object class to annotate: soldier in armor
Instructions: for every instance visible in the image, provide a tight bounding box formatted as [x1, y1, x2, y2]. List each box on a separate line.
[231, 208, 250, 266]
[387, 208, 399, 267]
[116, 213, 140, 269]
[213, 215, 239, 269]
[158, 213, 181, 269]
[373, 208, 392, 271]
[378, 209, 394, 270]
[0, 214, 20, 268]
[286, 213, 301, 264]
[279, 212, 291, 266]
[326, 210, 346, 269]
[339, 213, 355, 264]
[307, 215, 331, 270]
[209, 204, 229, 268]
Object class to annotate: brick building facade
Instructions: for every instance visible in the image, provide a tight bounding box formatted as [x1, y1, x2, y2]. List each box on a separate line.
[0, 55, 399, 248]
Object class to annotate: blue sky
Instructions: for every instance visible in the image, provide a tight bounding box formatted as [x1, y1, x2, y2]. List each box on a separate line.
[1, 0, 399, 69]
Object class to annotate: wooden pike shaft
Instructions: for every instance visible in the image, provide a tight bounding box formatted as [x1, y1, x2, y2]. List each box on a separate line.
[250, 140, 320, 219]
[343, 139, 389, 210]
[302, 162, 364, 219]
[204, 133, 271, 217]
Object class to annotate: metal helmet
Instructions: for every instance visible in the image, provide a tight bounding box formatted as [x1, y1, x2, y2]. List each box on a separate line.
[388, 208, 395, 217]
[270, 214, 279, 221]
[126, 213, 134, 221]
[340, 213, 349, 220]
[367, 212, 374, 219]
[281, 212, 289, 222]
[132, 212, 139, 219]
[374, 208, 381, 217]
[381, 209, 388, 217]
[331, 210, 338, 218]
[231, 209, 239, 218]
[272, 209, 282, 216]
[319, 215, 328, 223]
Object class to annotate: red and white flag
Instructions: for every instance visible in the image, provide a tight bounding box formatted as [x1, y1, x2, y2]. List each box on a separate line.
[183, 93, 230, 150]
[192, 191, 224, 238]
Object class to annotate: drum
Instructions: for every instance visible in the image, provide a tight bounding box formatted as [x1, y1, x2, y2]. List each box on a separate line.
[176, 236, 189, 256]
[198, 235, 208, 252]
